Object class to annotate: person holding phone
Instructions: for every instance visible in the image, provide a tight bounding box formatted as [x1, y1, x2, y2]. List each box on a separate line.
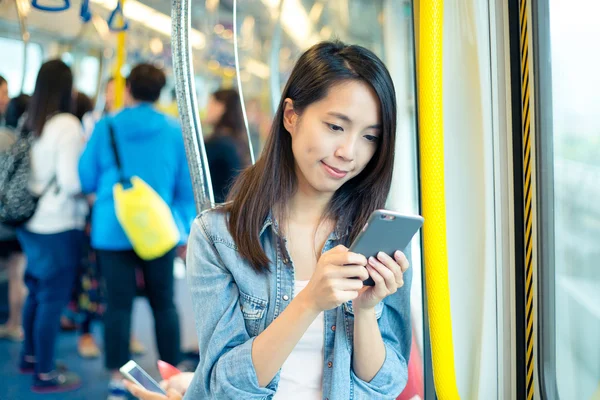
[126, 40, 411, 400]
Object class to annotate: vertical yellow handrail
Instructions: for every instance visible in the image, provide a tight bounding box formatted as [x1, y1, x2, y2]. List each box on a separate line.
[113, 0, 126, 110]
[418, 0, 460, 398]
[518, 0, 535, 398]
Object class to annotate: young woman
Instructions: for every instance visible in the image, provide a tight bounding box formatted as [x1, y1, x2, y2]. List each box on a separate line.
[16, 60, 88, 393]
[126, 41, 411, 400]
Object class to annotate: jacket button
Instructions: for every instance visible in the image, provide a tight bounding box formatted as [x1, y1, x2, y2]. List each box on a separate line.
[283, 295, 289, 301]
[331, 325, 336, 331]
[327, 361, 333, 368]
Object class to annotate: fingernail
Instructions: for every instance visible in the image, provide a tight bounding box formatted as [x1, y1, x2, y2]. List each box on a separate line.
[395, 250, 401, 258]
[378, 251, 386, 259]
[368, 256, 376, 265]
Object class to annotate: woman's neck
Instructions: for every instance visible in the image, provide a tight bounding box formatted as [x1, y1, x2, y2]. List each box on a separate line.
[286, 183, 332, 227]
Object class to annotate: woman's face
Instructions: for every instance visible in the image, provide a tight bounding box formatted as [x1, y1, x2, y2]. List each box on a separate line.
[0, 81, 9, 115]
[105, 80, 115, 112]
[205, 95, 225, 126]
[283, 80, 381, 196]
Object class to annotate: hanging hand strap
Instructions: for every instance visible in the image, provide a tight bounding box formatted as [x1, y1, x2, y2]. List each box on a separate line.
[108, 122, 127, 183]
[31, 0, 70, 12]
[79, 0, 92, 23]
[108, 2, 129, 32]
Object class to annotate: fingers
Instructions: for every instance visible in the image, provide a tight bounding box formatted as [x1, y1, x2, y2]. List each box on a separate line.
[166, 389, 184, 400]
[327, 250, 368, 267]
[368, 256, 400, 292]
[329, 265, 369, 281]
[123, 380, 169, 400]
[334, 289, 360, 304]
[376, 252, 402, 281]
[335, 278, 364, 291]
[394, 250, 410, 273]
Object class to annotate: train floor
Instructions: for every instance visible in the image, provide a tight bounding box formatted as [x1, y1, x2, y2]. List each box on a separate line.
[0, 267, 197, 400]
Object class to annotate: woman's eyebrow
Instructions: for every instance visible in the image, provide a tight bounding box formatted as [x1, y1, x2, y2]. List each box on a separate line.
[326, 112, 381, 129]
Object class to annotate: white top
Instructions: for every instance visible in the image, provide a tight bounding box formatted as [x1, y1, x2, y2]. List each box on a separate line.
[25, 113, 88, 234]
[273, 280, 324, 400]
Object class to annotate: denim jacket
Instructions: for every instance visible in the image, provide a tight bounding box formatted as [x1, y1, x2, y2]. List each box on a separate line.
[184, 208, 412, 400]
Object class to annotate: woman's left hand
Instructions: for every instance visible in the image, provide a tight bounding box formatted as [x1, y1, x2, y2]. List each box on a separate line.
[352, 250, 409, 311]
[123, 380, 183, 400]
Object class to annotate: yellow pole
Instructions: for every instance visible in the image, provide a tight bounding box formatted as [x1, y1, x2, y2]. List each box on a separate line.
[418, 0, 460, 398]
[113, 0, 126, 110]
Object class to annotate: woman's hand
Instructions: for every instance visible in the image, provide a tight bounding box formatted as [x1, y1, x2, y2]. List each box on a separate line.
[297, 245, 369, 312]
[123, 380, 183, 400]
[353, 250, 409, 311]
[161, 372, 194, 395]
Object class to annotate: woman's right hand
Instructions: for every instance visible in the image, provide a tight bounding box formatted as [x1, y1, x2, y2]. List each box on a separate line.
[123, 380, 182, 400]
[298, 245, 369, 312]
[160, 372, 194, 395]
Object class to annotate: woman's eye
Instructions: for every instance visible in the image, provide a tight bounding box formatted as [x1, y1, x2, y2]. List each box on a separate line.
[364, 135, 379, 143]
[326, 123, 344, 132]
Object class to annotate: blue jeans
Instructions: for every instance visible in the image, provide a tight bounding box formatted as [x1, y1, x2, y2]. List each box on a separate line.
[17, 229, 83, 375]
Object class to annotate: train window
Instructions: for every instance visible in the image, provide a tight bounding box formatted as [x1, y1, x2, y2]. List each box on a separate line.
[0, 37, 43, 96]
[544, 0, 600, 398]
[75, 55, 101, 97]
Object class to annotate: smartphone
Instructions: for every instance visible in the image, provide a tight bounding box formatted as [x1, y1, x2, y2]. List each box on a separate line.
[120, 360, 167, 395]
[349, 210, 424, 286]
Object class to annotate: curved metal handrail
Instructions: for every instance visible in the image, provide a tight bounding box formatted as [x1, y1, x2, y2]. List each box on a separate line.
[232, 0, 255, 165]
[171, 0, 214, 211]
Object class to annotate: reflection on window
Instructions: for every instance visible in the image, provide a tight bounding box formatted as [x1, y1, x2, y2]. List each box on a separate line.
[550, 0, 600, 399]
[0, 38, 43, 97]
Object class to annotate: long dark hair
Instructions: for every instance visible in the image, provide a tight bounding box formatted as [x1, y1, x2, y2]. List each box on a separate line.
[225, 41, 397, 273]
[211, 89, 249, 163]
[73, 91, 94, 122]
[25, 59, 73, 136]
[5, 94, 31, 129]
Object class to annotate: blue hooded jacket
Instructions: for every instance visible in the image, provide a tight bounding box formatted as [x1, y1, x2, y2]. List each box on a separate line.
[79, 104, 196, 250]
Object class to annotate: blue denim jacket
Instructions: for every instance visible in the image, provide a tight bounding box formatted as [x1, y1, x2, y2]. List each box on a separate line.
[184, 208, 412, 400]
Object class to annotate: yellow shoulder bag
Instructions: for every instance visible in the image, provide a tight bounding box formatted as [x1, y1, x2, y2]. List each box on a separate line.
[109, 123, 179, 260]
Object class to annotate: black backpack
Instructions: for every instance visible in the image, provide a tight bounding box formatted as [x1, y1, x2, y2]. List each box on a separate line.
[0, 131, 54, 227]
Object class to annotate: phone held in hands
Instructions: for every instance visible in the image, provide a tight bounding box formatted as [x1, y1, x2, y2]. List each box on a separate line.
[349, 210, 424, 286]
[120, 360, 166, 395]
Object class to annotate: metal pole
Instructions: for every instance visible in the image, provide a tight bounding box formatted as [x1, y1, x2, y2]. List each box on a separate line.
[232, 0, 255, 165]
[171, 0, 214, 210]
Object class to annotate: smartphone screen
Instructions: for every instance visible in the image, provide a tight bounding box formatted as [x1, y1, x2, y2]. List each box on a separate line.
[127, 364, 166, 394]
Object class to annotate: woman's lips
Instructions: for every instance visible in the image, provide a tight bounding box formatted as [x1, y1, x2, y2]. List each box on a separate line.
[321, 161, 348, 179]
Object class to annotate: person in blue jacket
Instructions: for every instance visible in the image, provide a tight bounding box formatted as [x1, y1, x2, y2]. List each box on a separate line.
[78, 63, 196, 400]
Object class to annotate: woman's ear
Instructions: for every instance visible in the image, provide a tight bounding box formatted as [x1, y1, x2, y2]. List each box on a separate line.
[282, 98, 297, 135]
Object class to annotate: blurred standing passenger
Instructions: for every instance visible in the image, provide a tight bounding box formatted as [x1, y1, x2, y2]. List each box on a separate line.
[82, 77, 116, 140]
[0, 93, 31, 342]
[0, 75, 9, 125]
[204, 89, 250, 203]
[59, 91, 104, 358]
[16, 59, 87, 393]
[78, 63, 196, 400]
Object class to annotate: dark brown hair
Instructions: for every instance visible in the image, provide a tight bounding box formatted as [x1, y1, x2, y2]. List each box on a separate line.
[225, 41, 397, 273]
[73, 92, 94, 122]
[211, 89, 249, 164]
[126, 63, 166, 103]
[25, 59, 73, 136]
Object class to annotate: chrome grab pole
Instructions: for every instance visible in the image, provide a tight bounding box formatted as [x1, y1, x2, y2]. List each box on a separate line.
[232, 0, 255, 165]
[171, 0, 214, 211]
